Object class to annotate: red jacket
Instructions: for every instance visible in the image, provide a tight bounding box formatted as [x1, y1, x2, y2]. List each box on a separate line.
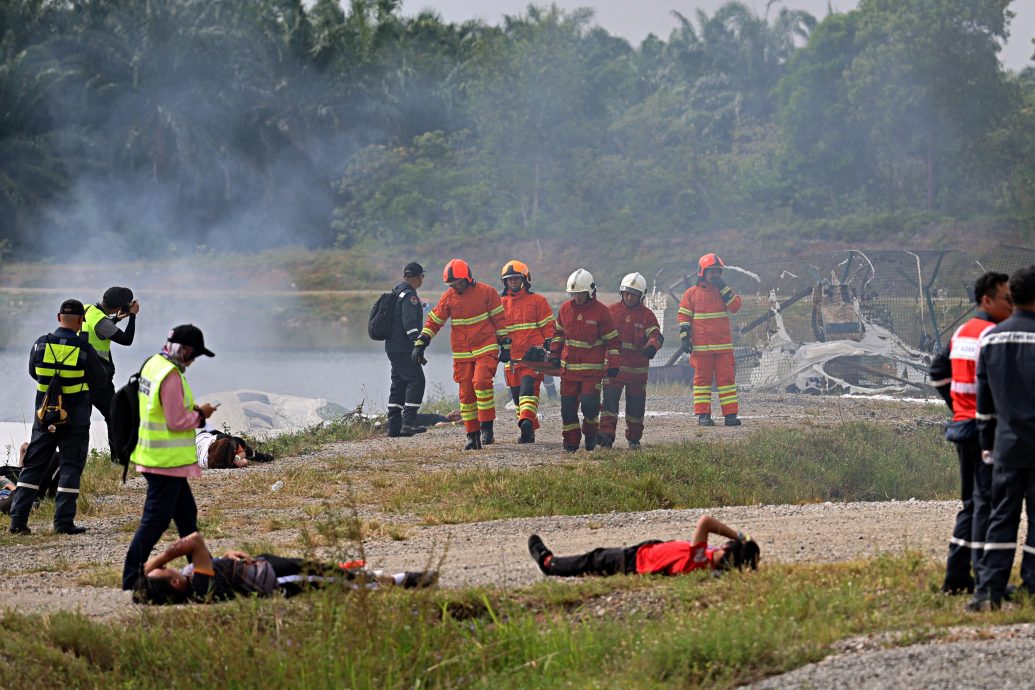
[677, 282, 742, 352]
[502, 288, 554, 359]
[609, 301, 663, 382]
[550, 298, 619, 381]
[420, 281, 509, 360]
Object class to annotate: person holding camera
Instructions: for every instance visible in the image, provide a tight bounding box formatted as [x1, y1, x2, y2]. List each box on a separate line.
[9, 299, 108, 535]
[81, 286, 140, 423]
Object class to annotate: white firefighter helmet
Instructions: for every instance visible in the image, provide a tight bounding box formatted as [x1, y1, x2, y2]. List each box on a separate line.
[566, 268, 596, 296]
[619, 272, 647, 299]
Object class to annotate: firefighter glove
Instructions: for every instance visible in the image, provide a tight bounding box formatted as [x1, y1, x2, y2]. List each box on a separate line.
[606, 367, 620, 379]
[542, 338, 552, 351]
[498, 337, 512, 363]
[679, 333, 692, 354]
[711, 276, 726, 290]
[411, 345, 427, 366]
[643, 344, 658, 360]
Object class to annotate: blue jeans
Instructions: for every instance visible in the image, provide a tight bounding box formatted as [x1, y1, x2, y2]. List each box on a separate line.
[121, 473, 198, 589]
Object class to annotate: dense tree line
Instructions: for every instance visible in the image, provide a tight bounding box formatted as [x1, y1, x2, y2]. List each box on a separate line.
[0, 0, 1031, 258]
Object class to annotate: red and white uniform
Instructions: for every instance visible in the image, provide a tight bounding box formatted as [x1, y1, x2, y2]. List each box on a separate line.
[946, 316, 997, 422]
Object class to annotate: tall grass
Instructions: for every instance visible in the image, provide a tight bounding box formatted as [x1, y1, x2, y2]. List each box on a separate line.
[379, 423, 957, 523]
[2, 554, 1032, 688]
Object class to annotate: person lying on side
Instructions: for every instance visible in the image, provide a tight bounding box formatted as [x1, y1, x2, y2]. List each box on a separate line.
[527, 514, 760, 578]
[195, 425, 274, 469]
[132, 531, 438, 605]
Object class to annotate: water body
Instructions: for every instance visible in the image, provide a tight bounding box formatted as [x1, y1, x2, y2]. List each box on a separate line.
[0, 348, 460, 453]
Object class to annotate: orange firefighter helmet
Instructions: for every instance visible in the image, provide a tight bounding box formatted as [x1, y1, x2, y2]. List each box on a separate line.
[443, 258, 473, 285]
[500, 260, 532, 285]
[697, 253, 726, 278]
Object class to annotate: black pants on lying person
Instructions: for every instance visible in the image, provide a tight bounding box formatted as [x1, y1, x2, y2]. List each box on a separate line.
[121, 473, 198, 590]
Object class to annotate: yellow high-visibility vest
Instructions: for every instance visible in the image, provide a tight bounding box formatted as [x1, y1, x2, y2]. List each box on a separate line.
[130, 354, 196, 468]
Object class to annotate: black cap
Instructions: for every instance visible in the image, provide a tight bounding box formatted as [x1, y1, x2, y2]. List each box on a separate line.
[404, 262, 425, 278]
[167, 324, 215, 357]
[59, 299, 86, 316]
[102, 286, 134, 310]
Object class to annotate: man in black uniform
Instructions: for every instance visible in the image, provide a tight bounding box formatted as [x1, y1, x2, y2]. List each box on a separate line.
[968, 265, 1035, 611]
[9, 299, 109, 535]
[386, 262, 428, 437]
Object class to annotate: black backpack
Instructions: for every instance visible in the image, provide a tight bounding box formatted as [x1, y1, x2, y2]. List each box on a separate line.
[109, 362, 145, 482]
[368, 288, 400, 341]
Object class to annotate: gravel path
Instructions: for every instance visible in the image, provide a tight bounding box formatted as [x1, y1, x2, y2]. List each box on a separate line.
[751, 624, 1035, 689]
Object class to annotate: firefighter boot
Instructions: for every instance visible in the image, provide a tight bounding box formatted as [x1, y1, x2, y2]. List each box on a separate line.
[480, 421, 495, 446]
[584, 433, 597, 452]
[628, 440, 641, 450]
[464, 431, 482, 451]
[597, 434, 614, 449]
[518, 419, 535, 444]
[724, 414, 742, 427]
[698, 414, 715, 427]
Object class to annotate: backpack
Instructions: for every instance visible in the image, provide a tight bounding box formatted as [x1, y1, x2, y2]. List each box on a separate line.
[109, 362, 145, 482]
[367, 288, 401, 341]
[36, 341, 76, 431]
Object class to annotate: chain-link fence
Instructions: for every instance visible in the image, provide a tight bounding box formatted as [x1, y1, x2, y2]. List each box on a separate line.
[645, 245, 1035, 394]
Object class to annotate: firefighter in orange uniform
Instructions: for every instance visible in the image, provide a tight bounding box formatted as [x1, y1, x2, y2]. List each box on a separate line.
[549, 269, 620, 452]
[500, 260, 554, 444]
[599, 272, 664, 449]
[677, 254, 743, 427]
[413, 259, 511, 450]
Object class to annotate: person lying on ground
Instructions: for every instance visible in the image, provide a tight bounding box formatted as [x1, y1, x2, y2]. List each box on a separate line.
[132, 531, 439, 605]
[0, 443, 60, 515]
[195, 425, 273, 469]
[528, 514, 760, 578]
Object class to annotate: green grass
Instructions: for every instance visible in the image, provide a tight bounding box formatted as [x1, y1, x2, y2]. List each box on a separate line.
[1, 554, 1032, 688]
[378, 423, 956, 523]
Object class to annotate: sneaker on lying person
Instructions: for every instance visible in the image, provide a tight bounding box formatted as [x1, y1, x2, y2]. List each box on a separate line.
[400, 571, 440, 589]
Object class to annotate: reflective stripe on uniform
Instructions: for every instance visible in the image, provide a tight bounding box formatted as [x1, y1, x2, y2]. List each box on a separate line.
[950, 381, 978, 394]
[566, 339, 604, 349]
[949, 537, 985, 549]
[16, 482, 40, 490]
[983, 542, 1017, 550]
[693, 343, 734, 352]
[693, 311, 728, 320]
[562, 361, 605, 371]
[452, 343, 500, 360]
[451, 312, 490, 326]
[56, 487, 79, 494]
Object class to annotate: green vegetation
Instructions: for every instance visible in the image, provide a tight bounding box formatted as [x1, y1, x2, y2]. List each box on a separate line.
[377, 424, 956, 523]
[3, 554, 1034, 688]
[239, 412, 380, 458]
[1, 1, 1032, 263]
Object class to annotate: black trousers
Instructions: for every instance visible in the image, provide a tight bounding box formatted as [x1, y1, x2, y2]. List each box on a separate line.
[9, 423, 90, 529]
[387, 352, 425, 431]
[548, 542, 656, 577]
[121, 473, 198, 589]
[945, 438, 993, 585]
[90, 382, 115, 424]
[975, 466, 1035, 602]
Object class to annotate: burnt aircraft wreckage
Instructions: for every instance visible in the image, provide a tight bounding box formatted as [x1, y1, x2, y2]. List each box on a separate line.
[645, 245, 1034, 395]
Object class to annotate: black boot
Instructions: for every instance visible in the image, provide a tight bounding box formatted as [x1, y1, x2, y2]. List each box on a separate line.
[464, 431, 482, 450]
[528, 534, 553, 574]
[724, 413, 742, 427]
[597, 434, 614, 449]
[400, 424, 428, 436]
[402, 408, 428, 436]
[584, 434, 597, 451]
[480, 421, 495, 446]
[518, 419, 535, 443]
[698, 414, 715, 427]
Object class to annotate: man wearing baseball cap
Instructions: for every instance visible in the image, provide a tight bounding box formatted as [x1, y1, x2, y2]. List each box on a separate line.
[384, 262, 429, 437]
[10, 299, 108, 535]
[121, 324, 217, 590]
